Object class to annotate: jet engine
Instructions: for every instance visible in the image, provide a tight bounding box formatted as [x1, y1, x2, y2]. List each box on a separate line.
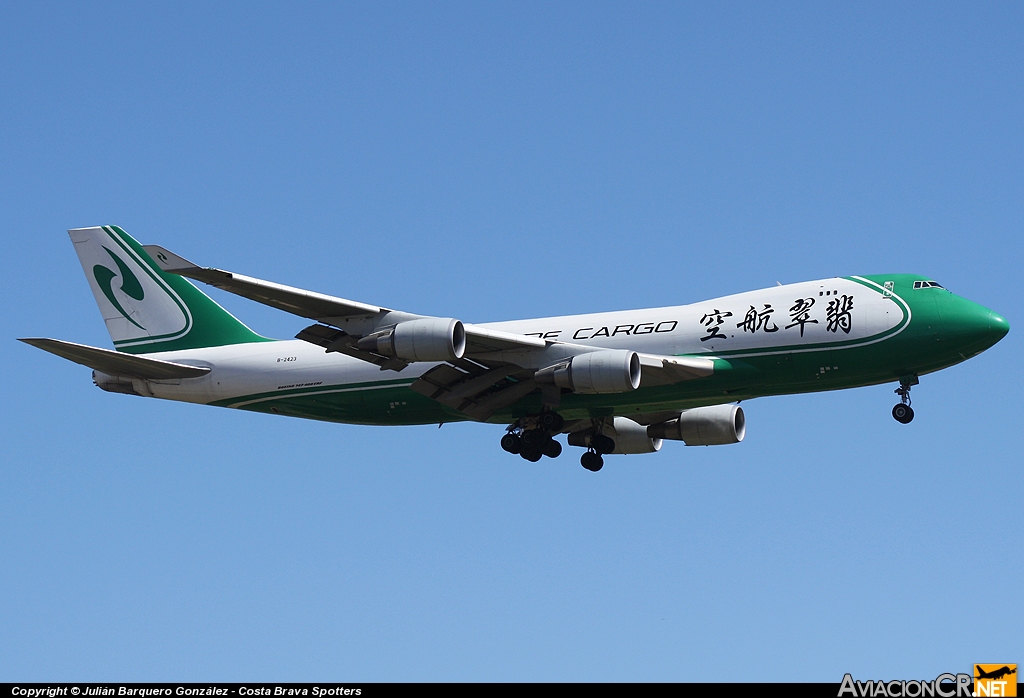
[567, 416, 662, 454]
[357, 318, 466, 362]
[93, 370, 148, 396]
[647, 404, 745, 446]
[535, 350, 641, 394]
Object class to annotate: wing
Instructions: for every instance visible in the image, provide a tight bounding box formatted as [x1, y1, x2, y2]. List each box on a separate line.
[463, 325, 547, 354]
[144, 245, 383, 325]
[636, 353, 715, 386]
[146, 244, 548, 357]
[148, 244, 716, 421]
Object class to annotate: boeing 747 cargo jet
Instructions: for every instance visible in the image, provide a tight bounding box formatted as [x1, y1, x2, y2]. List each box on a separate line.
[21, 226, 1009, 471]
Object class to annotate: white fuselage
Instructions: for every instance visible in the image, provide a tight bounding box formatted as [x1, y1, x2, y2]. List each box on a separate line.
[135, 276, 900, 410]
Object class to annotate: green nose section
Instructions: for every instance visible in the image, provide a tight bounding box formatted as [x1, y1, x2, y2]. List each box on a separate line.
[971, 308, 1010, 350]
[943, 297, 1009, 356]
[988, 311, 1010, 341]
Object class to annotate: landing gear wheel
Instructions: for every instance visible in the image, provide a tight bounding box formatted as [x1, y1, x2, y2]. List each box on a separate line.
[591, 434, 615, 455]
[538, 411, 564, 432]
[542, 438, 562, 459]
[500, 433, 522, 454]
[581, 451, 604, 472]
[521, 429, 546, 448]
[892, 404, 915, 424]
[520, 446, 543, 462]
[893, 378, 917, 424]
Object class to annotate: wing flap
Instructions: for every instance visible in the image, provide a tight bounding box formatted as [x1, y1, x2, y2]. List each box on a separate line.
[410, 361, 527, 420]
[19, 338, 211, 380]
[460, 379, 537, 421]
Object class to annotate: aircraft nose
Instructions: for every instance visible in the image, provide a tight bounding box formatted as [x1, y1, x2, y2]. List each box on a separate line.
[987, 311, 1010, 342]
[944, 299, 1009, 355]
[972, 308, 1010, 349]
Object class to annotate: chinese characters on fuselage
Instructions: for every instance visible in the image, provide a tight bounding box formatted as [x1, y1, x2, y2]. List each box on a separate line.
[699, 309, 732, 342]
[701, 295, 854, 342]
[785, 298, 818, 336]
[826, 294, 854, 334]
[517, 294, 855, 345]
[736, 305, 779, 334]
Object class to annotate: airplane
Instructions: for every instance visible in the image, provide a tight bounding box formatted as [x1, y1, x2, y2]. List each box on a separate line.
[975, 666, 1016, 681]
[20, 226, 1009, 472]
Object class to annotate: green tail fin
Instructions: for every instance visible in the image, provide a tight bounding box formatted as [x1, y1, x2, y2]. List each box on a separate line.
[70, 225, 273, 354]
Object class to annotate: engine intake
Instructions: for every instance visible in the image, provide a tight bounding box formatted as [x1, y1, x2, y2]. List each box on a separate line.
[535, 350, 640, 394]
[647, 404, 745, 446]
[358, 318, 466, 362]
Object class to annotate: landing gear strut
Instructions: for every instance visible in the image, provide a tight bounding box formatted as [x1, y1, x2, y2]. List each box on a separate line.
[501, 411, 564, 462]
[892, 376, 918, 424]
[579, 431, 614, 472]
[538, 411, 564, 432]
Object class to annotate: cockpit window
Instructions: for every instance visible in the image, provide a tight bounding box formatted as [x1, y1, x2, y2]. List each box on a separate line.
[913, 280, 945, 290]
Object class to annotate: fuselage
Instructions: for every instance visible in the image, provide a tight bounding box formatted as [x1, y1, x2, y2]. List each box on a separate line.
[128, 274, 1008, 426]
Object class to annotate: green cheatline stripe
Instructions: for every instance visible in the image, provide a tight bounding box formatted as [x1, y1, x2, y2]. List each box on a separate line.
[210, 377, 417, 408]
[697, 276, 910, 359]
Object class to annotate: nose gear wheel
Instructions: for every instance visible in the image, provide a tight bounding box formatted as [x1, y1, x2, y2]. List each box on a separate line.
[892, 376, 918, 424]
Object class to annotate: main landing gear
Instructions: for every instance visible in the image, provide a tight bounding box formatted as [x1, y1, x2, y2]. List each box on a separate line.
[580, 451, 603, 472]
[580, 433, 615, 472]
[500, 413, 615, 473]
[892, 376, 918, 424]
[501, 412, 565, 462]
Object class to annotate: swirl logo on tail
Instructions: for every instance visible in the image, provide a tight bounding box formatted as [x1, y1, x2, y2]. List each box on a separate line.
[93, 246, 146, 330]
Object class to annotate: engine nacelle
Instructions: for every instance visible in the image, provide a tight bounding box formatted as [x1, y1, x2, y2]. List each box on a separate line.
[567, 417, 662, 454]
[358, 318, 466, 362]
[647, 404, 746, 446]
[535, 350, 640, 394]
[93, 370, 151, 397]
[608, 416, 662, 454]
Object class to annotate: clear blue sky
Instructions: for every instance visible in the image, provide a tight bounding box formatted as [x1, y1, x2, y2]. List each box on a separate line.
[1, 1, 1020, 682]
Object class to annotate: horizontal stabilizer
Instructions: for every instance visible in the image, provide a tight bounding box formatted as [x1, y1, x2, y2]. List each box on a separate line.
[19, 338, 211, 380]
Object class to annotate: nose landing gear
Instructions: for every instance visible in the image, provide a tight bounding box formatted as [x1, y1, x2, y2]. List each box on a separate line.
[892, 402, 914, 424]
[892, 376, 918, 424]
